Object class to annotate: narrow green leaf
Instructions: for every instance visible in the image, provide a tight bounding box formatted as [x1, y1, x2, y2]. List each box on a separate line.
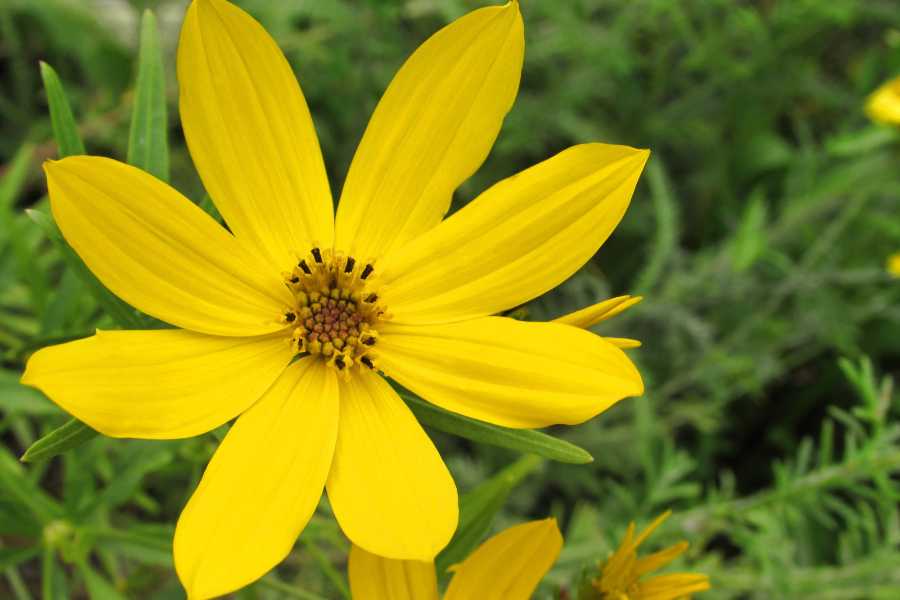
[39, 62, 85, 158]
[20, 418, 98, 463]
[401, 392, 593, 464]
[78, 561, 127, 600]
[0, 142, 33, 213]
[25, 209, 148, 329]
[0, 450, 63, 523]
[435, 455, 543, 574]
[127, 10, 169, 182]
[0, 547, 40, 571]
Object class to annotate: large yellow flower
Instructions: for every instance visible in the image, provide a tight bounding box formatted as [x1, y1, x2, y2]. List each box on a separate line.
[22, 0, 647, 597]
[349, 518, 563, 600]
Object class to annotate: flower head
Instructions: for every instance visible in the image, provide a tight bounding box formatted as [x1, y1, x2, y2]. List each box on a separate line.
[591, 511, 710, 600]
[22, 0, 647, 597]
[865, 75, 900, 125]
[349, 518, 563, 600]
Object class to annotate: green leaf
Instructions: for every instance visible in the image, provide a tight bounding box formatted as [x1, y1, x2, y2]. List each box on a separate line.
[20, 418, 98, 463]
[25, 209, 148, 329]
[127, 10, 169, 182]
[0, 547, 40, 571]
[78, 561, 127, 600]
[435, 455, 543, 575]
[0, 142, 33, 215]
[40, 62, 85, 158]
[730, 188, 769, 272]
[401, 392, 593, 464]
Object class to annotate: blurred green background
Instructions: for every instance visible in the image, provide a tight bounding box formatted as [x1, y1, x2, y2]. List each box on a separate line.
[3, 0, 900, 598]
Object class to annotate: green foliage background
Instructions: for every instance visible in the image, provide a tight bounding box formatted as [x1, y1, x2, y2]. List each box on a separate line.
[2, 0, 900, 598]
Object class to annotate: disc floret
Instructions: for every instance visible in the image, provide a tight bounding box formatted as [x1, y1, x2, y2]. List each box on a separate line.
[281, 247, 387, 375]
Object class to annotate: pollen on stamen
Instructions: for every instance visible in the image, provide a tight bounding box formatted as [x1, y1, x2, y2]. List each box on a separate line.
[280, 247, 387, 375]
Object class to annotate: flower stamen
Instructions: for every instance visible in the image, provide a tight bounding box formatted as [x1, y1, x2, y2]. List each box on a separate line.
[281, 247, 387, 375]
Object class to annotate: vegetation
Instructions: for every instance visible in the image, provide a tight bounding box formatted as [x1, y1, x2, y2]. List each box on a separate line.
[2, 0, 900, 597]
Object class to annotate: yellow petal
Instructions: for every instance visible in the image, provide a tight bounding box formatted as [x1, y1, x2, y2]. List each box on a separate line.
[178, 0, 333, 268]
[636, 574, 712, 599]
[334, 1, 523, 261]
[174, 357, 338, 600]
[606, 337, 642, 349]
[865, 75, 900, 126]
[45, 156, 292, 336]
[21, 329, 292, 439]
[347, 544, 439, 600]
[444, 519, 562, 600]
[326, 370, 457, 561]
[379, 144, 649, 324]
[553, 295, 642, 329]
[377, 317, 643, 429]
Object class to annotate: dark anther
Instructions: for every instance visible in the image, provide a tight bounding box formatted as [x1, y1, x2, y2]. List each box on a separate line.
[362, 336, 376, 346]
[344, 256, 356, 273]
[284, 312, 296, 323]
[361, 356, 374, 369]
[360, 264, 374, 280]
[335, 356, 346, 370]
[298, 260, 311, 275]
[290, 275, 300, 284]
[311, 247, 323, 263]
[364, 293, 378, 304]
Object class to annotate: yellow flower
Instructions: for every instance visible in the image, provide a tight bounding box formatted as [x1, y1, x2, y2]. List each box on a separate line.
[349, 518, 563, 600]
[865, 75, 900, 125]
[592, 511, 710, 600]
[22, 0, 647, 597]
[888, 252, 900, 278]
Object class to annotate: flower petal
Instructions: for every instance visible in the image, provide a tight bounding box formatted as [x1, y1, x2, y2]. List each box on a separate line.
[377, 317, 643, 429]
[174, 357, 338, 600]
[21, 329, 292, 439]
[553, 295, 642, 329]
[334, 1, 523, 261]
[348, 544, 439, 600]
[178, 0, 333, 267]
[45, 156, 293, 336]
[443, 519, 562, 600]
[326, 370, 457, 561]
[379, 144, 649, 324]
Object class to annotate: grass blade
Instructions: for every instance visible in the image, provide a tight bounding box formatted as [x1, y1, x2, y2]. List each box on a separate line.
[127, 10, 169, 182]
[401, 392, 593, 464]
[21, 418, 98, 463]
[39, 62, 84, 158]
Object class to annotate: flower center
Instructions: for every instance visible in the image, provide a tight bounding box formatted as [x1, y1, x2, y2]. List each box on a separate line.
[280, 247, 387, 375]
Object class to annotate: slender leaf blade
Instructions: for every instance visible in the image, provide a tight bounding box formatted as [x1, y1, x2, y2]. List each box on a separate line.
[39, 62, 85, 157]
[21, 418, 98, 463]
[127, 10, 169, 182]
[401, 392, 593, 464]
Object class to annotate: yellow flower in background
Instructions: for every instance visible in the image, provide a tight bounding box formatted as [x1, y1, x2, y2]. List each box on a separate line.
[349, 519, 563, 600]
[22, 0, 647, 597]
[888, 252, 900, 278]
[592, 511, 710, 600]
[865, 75, 900, 125]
